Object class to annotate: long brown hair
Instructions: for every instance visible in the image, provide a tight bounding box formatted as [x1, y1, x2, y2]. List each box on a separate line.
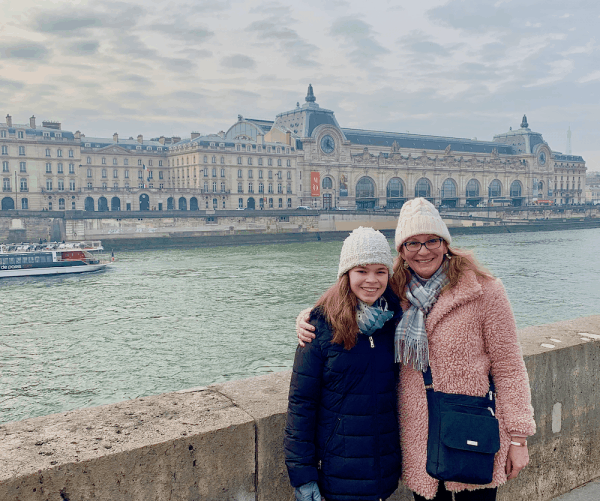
[314, 273, 362, 350]
[389, 246, 494, 302]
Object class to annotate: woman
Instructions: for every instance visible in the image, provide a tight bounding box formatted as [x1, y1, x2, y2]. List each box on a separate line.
[297, 198, 535, 501]
[285, 227, 402, 501]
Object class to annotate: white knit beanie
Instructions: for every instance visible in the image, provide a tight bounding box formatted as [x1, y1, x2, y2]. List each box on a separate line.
[337, 226, 394, 279]
[394, 198, 452, 250]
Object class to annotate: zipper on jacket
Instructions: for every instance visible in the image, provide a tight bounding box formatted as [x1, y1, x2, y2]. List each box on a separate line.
[369, 336, 375, 348]
[318, 459, 322, 470]
[319, 417, 341, 470]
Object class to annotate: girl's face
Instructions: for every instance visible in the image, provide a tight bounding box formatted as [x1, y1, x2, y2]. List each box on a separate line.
[348, 264, 389, 305]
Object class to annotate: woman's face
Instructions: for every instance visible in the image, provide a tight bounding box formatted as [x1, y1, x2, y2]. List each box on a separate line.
[348, 264, 389, 305]
[399, 233, 448, 279]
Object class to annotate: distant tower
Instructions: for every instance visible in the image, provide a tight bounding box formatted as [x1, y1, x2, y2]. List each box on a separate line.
[305, 84, 316, 103]
[566, 126, 572, 154]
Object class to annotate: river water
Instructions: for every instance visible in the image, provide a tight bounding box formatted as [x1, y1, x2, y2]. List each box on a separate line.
[1, 228, 599, 424]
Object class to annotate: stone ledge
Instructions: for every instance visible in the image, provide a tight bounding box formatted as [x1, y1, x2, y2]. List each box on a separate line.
[0, 315, 599, 501]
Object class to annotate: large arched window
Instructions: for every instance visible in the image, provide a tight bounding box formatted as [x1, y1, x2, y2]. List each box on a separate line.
[510, 180, 522, 197]
[322, 177, 333, 190]
[178, 197, 187, 210]
[415, 178, 431, 198]
[488, 179, 502, 198]
[111, 197, 121, 211]
[84, 197, 94, 211]
[386, 178, 404, 198]
[356, 177, 375, 198]
[98, 196, 109, 212]
[441, 178, 457, 199]
[466, 179, 480, 198]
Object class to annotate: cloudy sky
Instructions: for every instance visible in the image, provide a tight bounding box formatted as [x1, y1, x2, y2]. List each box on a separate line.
[1, 0, 599, 169]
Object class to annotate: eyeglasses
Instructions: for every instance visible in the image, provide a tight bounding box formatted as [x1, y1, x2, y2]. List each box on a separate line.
[403, 238, 443, 252]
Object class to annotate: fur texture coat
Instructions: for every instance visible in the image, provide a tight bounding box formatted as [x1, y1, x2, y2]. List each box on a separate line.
[398, 270, 536, 499]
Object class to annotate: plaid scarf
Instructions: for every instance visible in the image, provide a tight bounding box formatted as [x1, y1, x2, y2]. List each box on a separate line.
[357, 297, 394, 336]
[394, 265, 449, 371]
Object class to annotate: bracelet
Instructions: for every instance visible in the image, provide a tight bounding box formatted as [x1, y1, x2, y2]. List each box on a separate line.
[510, 440, 527, 447]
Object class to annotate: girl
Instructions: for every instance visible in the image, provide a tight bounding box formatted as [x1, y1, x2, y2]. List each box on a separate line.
[284, 227, 402, 501]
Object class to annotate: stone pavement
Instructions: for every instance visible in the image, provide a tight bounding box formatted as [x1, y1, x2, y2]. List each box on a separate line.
[551, 478, 600, 500]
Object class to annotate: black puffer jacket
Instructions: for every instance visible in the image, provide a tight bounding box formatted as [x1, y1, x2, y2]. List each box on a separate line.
[284, 290, 402, 501]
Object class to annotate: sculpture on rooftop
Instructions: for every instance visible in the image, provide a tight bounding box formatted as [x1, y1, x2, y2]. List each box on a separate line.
[305, 84, 316, 103]
[521, 115, 529, 129]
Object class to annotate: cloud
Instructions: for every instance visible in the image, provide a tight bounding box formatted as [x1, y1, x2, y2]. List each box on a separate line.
[64, 40, 101, 56]
[0, 41, 51, 60]
[245, 16, 320, 68]
[33, 14, 103, 36]
[330, 17, 390, 66]
[221, 54, 256, 69]
[148, 22, 214, 44]
[0, 77, 25, 91]
[578, 70, 600, 83]
[427, 1, 514, 32]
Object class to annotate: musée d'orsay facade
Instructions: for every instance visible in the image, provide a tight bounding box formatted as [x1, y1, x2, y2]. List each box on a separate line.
[0, 85, 586, 213]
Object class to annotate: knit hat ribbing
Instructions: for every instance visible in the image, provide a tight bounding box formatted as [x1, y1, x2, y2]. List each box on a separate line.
[338, 227, 394, 279]
[394, 198, 452, 250]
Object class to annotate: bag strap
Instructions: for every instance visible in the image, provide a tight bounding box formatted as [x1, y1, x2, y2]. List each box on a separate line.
[422, 366, 496, 398]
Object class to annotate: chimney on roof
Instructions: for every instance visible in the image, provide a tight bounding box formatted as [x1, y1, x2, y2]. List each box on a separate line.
[42, 121, 61, 130]
[257, 133, 264, 145]
[159, 136, 165, 145]
[218, 131, 225, 138]
[137, 134, 143, 143]
[6, 115, 12, 127]
[30, 116, 36, 129]
[286, 131, 291, 145]
[191, 132, 200, 140]
[74, 131, 81, 140]
[172, 136, 181, 144]
[113, 132, 118, 143]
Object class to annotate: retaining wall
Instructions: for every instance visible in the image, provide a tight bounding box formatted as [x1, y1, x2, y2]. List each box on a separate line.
[1, 316, 599, 501]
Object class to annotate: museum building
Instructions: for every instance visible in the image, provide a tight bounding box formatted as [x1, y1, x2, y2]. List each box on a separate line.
[0, 85, 586, 212]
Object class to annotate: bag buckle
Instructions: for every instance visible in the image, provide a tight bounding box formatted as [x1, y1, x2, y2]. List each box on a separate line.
[425, 383, 435, 391]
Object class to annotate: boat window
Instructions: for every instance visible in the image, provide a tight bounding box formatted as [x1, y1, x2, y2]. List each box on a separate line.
[1, 257, 7, 266]
[28, 256, 35, 264]
[9, 257, 16, 265]
[44, 254, 52, 263]
[35, 255, 40, 263]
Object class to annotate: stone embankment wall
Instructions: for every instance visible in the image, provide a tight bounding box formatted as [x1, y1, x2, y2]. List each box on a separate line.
[1, 316, 599, 501]
[1, 207, 599, 250]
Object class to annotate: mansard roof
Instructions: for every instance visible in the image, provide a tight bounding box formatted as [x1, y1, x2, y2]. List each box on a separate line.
[0, 123, 75, 140]
[82, 137, 165, 151]
[341, 128, 516, 155]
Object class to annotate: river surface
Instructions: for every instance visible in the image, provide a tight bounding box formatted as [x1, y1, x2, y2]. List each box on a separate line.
[1, 228, 599, 424]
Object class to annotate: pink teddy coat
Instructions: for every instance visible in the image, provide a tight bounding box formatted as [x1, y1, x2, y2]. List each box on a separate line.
[398, 270, 536, 499]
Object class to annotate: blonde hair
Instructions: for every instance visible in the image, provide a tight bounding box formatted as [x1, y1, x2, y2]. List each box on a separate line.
[389, 246, 494, 302]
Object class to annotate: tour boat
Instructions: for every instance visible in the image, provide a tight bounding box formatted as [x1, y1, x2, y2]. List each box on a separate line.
[0, 242, 109, 278]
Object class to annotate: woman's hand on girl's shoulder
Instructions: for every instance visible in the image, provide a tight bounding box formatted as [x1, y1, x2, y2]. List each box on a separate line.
[296, 307, 315, 347]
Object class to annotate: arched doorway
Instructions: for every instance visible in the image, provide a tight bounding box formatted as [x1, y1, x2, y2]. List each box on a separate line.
[247, 197, 255, 210]
[415, 178, 432, 199]
[111, 196, 121, 211]
[98, 197, 109, 212]
[84, 197, 95, 211]
[139, 193, 150, 211]
[178, 197, 187, 210]
[1, 197, 15, 210]
[465, 179, 481, 207]
[190, 197, 199, 211]
[440, 178, 458, 208]
[356, 176, 376, 210]
[386, 177, 404, 209]
[167, 197, 174, 210]
[510, 180, 523, 207]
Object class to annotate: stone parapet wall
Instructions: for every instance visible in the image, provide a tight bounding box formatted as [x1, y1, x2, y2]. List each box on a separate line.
[1, 317, 600, 500]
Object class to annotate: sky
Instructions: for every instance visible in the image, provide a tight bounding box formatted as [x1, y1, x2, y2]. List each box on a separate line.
[1, 0, 599, 170]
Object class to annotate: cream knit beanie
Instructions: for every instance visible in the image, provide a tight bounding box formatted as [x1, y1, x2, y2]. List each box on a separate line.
[337, 226, 394, 279]
[394, 198, 452, 250]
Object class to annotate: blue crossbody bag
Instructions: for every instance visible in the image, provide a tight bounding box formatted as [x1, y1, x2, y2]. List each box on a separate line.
[423, 366, 500, 485]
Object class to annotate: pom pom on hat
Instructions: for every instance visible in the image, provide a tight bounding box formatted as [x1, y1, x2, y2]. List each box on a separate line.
[338, 226, 394, 279]
[394, 198, 452, 250]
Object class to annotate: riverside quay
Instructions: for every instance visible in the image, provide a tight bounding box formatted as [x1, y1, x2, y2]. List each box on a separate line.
[0, 85, 586, 213]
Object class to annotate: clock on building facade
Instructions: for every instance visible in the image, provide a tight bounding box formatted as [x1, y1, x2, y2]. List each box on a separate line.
[320, 134, 335, 154]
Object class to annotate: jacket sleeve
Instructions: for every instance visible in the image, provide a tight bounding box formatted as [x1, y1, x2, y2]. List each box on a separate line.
[482, 278, 536, 436]
[284, 316, 325, 488]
